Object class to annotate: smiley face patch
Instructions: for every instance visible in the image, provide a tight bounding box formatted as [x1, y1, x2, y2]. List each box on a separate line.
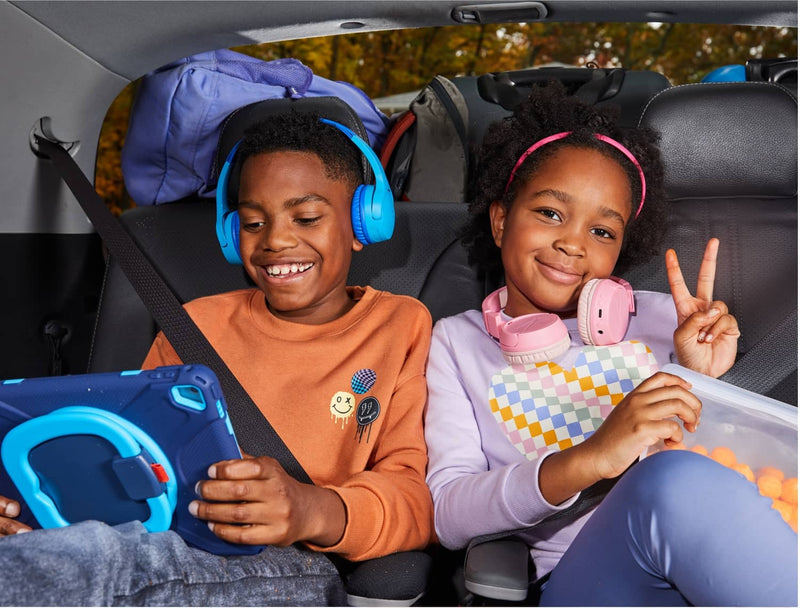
[488, 341, 659, 460]
[330, 391, 356, 428]
[329, 369, 381, 442]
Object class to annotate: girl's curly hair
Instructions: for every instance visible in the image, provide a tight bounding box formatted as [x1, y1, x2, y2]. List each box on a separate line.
[461, 81, 666, 283]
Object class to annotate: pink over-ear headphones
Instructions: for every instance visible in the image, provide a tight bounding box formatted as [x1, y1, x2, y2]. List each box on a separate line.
[482, 277, 635, 364]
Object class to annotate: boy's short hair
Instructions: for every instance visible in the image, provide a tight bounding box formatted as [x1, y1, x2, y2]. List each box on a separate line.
[231, 111, 364, 202]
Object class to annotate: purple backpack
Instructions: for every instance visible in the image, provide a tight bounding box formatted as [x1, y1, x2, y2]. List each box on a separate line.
[121, 49, 389, 205]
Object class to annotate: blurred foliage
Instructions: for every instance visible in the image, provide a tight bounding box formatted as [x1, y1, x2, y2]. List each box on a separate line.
[234, 23, 796, 96]
[96, 22, 796, 213]
[96, 81, 137, 216]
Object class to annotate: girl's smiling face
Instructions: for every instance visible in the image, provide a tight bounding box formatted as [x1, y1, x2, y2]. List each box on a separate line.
[490, 146, 633, 319]
[237, 150, 363, 324]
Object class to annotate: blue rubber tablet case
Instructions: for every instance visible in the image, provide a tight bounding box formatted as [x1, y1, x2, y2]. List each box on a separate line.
[0, 364, 263, 556]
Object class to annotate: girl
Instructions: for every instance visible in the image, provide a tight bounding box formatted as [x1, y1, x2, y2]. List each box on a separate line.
[424, 83, 797, 606]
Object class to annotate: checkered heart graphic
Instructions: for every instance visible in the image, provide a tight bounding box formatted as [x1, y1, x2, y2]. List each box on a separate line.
[488, 341, 659, 460]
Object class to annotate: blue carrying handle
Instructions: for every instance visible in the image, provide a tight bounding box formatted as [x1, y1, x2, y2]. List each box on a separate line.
[1, 406, 178, 532]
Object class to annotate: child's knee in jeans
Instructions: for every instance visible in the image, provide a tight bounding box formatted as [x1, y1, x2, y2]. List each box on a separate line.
[622, 450, 742, 515]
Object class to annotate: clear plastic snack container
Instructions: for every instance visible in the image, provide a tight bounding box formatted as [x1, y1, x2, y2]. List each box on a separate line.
[647, 364, 797, 477]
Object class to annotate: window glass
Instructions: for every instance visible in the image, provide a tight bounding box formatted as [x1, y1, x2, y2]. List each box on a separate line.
[97, 23, 796, 213]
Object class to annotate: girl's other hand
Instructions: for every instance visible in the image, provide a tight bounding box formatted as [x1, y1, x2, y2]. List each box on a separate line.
[583, 372, 702, 481]
[666, 238, 740, 377]
[0, 495, 32, 536]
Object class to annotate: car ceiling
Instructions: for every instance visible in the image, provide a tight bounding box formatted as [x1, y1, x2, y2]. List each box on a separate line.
[0, 0, 796, 234]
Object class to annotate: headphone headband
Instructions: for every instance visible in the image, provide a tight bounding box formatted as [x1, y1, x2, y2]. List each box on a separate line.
[504, 131, 647, 219]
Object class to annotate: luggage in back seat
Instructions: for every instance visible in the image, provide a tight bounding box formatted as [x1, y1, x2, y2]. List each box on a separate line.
[381, 66, 671, 203]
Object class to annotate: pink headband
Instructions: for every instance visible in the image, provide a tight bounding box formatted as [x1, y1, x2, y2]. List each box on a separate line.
[504, 131, 646, 219]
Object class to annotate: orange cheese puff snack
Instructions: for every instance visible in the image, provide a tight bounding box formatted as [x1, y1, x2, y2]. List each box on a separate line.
[710, 446, 737, 468]
[690, 444, 708, 457]
[757, 466, 785, 482]
[663, 441, 686, 451]
[733, 463, 755, 483]
[772, 499, 795, 528]
[757, 475, 783, 499]
[781, 478, 798, 505]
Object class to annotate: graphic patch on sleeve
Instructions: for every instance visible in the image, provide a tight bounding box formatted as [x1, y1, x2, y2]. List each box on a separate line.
[488, 341, 659, 461]
[330, 390, 356, 428]
[329, 369, 380, 434]
[355, 396, 381, 443]
[351, 368, 377, 394]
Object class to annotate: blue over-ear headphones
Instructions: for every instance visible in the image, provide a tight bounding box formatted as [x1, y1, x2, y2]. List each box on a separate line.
[215, 117, 395, 265]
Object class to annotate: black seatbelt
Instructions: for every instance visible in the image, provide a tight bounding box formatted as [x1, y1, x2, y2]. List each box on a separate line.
[35, 135, 312, 484]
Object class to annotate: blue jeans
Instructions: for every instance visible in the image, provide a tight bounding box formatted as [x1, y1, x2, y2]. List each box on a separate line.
[541, 450, 798, 606]
[0, 520, 346, 606]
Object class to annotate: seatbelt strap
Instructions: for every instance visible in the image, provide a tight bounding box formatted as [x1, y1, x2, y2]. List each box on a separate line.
[719, 308, 797, 396]
[35, 135, 312, 484]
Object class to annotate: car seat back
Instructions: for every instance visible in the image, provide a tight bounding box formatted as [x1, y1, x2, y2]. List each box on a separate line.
[629, 82, 797, 403]
[87, 200, 474, 373]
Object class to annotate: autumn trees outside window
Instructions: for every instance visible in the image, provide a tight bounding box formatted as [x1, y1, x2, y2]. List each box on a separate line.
[96, 21, 796, 215]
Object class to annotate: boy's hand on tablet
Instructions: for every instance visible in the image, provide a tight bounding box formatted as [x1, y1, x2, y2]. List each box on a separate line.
[0, 495, 32, 536]
[189, 456, 346, 548]
[666, 238, 740, 377]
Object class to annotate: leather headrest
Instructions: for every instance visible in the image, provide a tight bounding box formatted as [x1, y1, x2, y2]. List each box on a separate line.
[638, 82, 797, 199]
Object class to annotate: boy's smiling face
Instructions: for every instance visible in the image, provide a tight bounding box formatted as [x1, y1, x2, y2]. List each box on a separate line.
[490, 146, 632, 319]
[237, 150, 363, 324]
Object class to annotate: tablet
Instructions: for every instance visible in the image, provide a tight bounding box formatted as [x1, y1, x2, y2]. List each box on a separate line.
[0, 364, 263, 556]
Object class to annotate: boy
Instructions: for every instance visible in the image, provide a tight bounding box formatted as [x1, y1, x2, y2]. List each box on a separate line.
[0, 111, 434, 606]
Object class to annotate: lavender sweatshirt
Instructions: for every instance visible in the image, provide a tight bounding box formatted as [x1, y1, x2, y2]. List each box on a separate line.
[424, 290, 678, 578]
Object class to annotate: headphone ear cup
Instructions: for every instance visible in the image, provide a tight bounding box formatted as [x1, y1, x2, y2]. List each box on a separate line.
[351, 184, 370, 245]
[498, 313, 571, 365]
[351, 184, 395, 246]
[215, 141, 243, 265]
[220, 211, 242, 265]
[577, 279, 597, 345]
[319, 117, 395, 246]
[502, 340, 571, 365]
[577, 278, 633, 346]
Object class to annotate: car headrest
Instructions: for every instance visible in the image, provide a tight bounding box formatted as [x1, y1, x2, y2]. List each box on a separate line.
[638, 82, 797, 199]
[213, 95, 373, 187]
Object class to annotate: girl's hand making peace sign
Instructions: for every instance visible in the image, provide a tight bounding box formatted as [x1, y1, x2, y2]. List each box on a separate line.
[666, 238, 740, 378]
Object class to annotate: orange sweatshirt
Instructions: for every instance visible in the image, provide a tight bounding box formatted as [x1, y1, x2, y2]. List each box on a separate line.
[142, 286, 434, 561]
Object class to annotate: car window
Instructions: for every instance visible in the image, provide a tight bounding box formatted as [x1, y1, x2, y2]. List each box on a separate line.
[95, 21, 796, 214]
